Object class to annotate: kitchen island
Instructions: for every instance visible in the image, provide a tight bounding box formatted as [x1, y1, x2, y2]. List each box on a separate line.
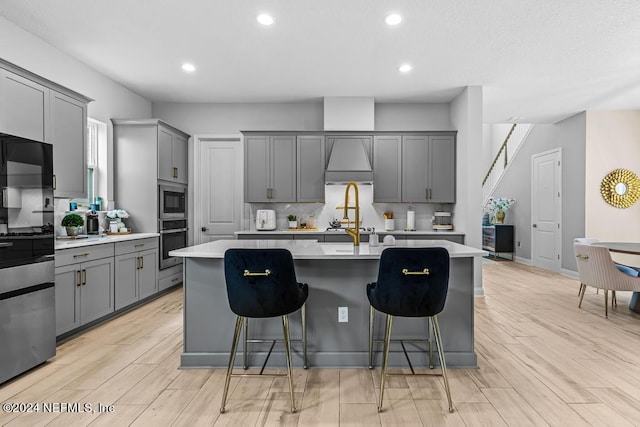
[170, 239, 485, 369]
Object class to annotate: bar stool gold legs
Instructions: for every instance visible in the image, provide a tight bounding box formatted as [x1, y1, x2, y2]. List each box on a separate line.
[220, 314, 298, 414]
[375, 313, 454, 413]
[368, 305, 375, 369]
[241, 303, 308, 370]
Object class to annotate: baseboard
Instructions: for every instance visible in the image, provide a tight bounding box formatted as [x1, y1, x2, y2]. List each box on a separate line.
[561, 268, 578, 279]
[514, 256, 532, 265]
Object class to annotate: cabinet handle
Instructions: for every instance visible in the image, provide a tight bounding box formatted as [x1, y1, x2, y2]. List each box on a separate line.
[140, 256, 144, 269]
[173, 167, 178, 178]
[76, 270, 81, 287]
[425, 188, 428, 200]
[82, 269, 87, 285]
[171, 277, 180, 283]
[136, 256, 140, 270]
[429, 188, 432, 200]
[53, 175, 57, 190]
[73, 253, 90, 258]
[135, 244, 144, 248]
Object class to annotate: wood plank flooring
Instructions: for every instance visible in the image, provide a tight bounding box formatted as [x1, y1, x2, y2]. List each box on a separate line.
[2, 260, 640, 426]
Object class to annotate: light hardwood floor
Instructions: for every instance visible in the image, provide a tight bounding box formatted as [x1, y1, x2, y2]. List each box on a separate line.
[2, 260, 640, 426]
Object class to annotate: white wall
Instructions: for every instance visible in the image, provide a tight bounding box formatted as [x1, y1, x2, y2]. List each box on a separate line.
[0, 17, 152, 205]
[375, 103, 453, 131]
[450, 86, 484, 295]
[586, 111, 640, 266]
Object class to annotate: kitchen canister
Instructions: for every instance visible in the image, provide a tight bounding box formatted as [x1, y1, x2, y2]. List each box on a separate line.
[406, 207, 415, 231]
[384, 219, 394, 231]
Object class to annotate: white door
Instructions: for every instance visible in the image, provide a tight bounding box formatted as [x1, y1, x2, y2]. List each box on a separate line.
[194, 136, 243, 244]
[531, 148, 562, 272]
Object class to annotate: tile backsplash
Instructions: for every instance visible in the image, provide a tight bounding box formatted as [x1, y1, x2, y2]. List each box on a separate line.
[247, 185, 452, 231]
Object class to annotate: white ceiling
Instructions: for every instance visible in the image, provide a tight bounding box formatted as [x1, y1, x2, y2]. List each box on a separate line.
[2, 0, 640, 123]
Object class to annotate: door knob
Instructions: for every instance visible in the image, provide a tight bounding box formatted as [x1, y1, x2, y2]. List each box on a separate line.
[201, 227, 208, 232]
[532, 224, 537, 228]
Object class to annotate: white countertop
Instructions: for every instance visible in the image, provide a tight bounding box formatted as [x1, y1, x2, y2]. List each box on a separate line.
[55, 232, 160, 250]
[235, 229, 464, 235]
[170, 239, 486, 260]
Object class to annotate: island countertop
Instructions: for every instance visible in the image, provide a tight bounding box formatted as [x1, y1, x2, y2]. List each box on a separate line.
[169, 239, 486, 259]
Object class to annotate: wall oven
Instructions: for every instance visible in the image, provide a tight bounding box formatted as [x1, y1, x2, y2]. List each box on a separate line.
[159, 218, 187, 269]
[0, 132, 55, 384]
[159, 184, 186, 219]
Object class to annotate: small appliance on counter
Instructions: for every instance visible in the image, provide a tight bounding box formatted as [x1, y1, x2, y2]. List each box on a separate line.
[86, 210, 100, 235]
[256, 209, 276, 231]
[432, 211, 453, 230]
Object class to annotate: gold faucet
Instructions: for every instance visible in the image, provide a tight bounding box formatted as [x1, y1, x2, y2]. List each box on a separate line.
[343, 181, 360, 246]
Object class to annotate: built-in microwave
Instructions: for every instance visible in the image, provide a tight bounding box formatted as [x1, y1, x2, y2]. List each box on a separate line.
[159, 184, 186, 219]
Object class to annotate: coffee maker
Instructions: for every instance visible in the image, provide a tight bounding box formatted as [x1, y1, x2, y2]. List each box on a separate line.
[86, 210, 100, 235]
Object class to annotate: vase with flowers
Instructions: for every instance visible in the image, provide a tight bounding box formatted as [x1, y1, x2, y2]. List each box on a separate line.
[487, 197, 515, 224]
[105, 209, 130, 233]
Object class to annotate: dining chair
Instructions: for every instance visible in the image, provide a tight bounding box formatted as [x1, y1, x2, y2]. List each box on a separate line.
[573, 243, 640, 317]
[221, 248, 308, 413]
[574, 238, 601, 295]
[367, 247, 453, 413]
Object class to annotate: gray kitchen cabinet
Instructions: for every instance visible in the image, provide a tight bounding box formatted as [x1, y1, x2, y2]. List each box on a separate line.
[114, 237, 158, 309]
[55, 254, 114, 336]
[373, 135, 402, 202]
[293, 233, 325, 241]
[158, 124, 188, 184]
[323, 234, 355, 243]
[236, 233, 292, 240]
[404, 234, 464, 244]
[402, 135, 455, 203]
[297, 135, 325, 202]
[50, 90, 88, 198]
[0, 68, 48, 142]
[245, 134, 296, 202]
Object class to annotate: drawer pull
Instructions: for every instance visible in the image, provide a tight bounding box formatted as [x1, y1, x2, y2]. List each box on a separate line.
[172, 277, 180, 282]
[244, 269, 271, 277]
[73, 253, 90, 258]
[402, 268, 430, 276]
[135, 244, 144, 248]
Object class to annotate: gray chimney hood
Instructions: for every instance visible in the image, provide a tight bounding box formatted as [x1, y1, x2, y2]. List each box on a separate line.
[325, 137, 373, 184]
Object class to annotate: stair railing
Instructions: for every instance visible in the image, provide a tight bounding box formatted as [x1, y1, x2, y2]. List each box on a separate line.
[482, 123, 517, 188]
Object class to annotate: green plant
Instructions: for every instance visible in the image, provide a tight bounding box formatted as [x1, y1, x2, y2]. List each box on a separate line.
[61, 213, 84, 227]
[287, 215, 296, 221]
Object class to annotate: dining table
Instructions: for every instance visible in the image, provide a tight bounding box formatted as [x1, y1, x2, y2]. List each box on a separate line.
[598, 242, 640, 314]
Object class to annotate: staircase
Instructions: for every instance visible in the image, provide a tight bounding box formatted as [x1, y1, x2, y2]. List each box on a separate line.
[482, 123, 533, 205]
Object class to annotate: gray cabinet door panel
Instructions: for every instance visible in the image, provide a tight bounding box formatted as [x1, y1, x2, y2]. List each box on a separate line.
[173, 133, 188, 184]
[51, 91, 87, 198]
[402, 135, 429, 202]
[138, 249, 158, 299]
[270, 135, 296, 202]
[158, 127, 174, 181]
[245, 135, 270, 202]
[80, 258, 114, 325]
[373, 135, 402, 202]
[114, 254, 137, 310]
[429, 135, 456, 203]
[54, 265, 80, 336]
[0, 70, 48, 142]
[297, 135, 325, 202]
[324, 234, 354, 243]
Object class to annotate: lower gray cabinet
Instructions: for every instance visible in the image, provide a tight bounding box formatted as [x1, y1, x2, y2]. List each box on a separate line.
[55, 256, 115, 336]
[114, 238, 158, 310]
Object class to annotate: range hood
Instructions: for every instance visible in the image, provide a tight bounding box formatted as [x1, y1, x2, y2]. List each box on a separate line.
[325, 137, 373, 184]
[323, 97, 375, 184]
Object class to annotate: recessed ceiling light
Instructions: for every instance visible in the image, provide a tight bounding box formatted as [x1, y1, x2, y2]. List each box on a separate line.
[182, 63, 196, 73]
[385, 14, 402, 26]
[257, 14, 274, 26]
[399, 64, 412, 73]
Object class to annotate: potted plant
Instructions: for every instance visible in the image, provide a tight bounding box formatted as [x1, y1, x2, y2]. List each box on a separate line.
[61, 213, 84, 236]
[287, 214, 297, 229]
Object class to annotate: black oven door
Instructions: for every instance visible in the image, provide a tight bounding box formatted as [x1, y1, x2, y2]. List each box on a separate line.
[159, 219, 187, 269]
[0, 133, 54, 269]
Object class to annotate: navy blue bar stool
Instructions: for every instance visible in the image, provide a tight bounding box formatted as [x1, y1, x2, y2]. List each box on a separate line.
[367, 247, 453, 412]
[221, 248, 308, 413]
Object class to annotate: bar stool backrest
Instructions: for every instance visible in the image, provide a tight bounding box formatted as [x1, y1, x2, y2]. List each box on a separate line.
[224, 248, 305, 318]
[371, 247, 450, 317]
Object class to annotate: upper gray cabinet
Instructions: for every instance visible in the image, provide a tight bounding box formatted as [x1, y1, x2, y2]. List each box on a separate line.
[50, 90, 88, 198]
[158, 124, 188, 184]
[297, 135, 325, 202]
[373, 135, 402, 202]
[245, 134, 296, 202]
[0, 59, 92, 199]
[0, 69, 48, 142]
[402, 134, 456, 203]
